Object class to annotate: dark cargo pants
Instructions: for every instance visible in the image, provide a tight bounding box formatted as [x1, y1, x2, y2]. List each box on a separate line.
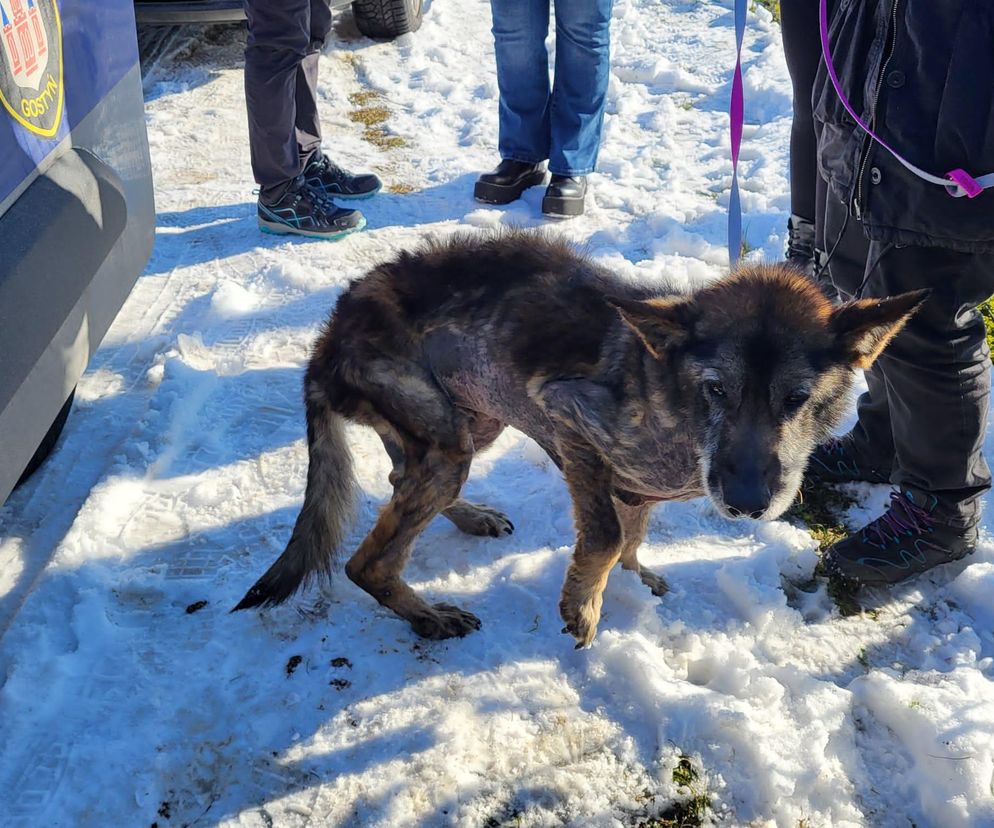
[244, 0, 332, 203]
[824, 195, 994, 527]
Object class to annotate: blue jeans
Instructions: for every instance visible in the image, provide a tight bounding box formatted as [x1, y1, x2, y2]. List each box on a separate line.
[490, 0, 613, 176]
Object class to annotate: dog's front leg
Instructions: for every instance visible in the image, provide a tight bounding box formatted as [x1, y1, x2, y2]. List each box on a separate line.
[557, 437, 623, 648]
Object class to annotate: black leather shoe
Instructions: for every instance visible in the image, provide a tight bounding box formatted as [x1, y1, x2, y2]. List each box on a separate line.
[474, 160, 547, 204]
[542, 174, 587, 218]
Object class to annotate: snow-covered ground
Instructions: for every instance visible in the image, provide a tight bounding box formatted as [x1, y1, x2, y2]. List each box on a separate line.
[2, 1, 994, 825]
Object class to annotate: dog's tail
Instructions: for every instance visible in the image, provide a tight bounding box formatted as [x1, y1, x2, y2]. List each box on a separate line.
[233, 389, 356, 611]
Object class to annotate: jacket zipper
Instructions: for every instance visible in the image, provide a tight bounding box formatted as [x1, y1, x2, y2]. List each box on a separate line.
[853, 0, 901, 220]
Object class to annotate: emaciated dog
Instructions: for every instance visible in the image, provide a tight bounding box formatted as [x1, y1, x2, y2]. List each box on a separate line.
[235, 232, 924, 647]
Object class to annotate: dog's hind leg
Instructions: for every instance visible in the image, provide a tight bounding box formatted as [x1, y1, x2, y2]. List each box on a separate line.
[440, 413, 514, 538]
[615, 500, 668, 597]
[558, 440, 624, 648]
[379, 416, 514, 539]
[347, 435, 482, 639]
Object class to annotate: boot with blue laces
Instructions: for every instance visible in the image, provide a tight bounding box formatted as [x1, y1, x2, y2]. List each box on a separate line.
[822, 488, 977, 589]
[806, 431, 892, 486]
[257, 182, 366, 240]
[302, 152, 381, 200]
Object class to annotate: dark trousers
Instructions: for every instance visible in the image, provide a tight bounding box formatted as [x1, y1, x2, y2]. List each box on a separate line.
[244, 0, 332, 203]
[824, 196, 994, 527]
[780, 0, 822, 224]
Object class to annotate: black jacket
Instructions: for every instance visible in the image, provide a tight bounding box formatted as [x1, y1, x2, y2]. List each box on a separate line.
[813, 0, 994, 253]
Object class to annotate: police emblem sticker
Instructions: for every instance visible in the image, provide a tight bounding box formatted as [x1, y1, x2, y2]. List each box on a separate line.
[0, 0, 63, 138]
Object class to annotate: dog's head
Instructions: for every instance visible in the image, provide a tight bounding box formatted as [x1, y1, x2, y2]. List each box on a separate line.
[609, 265, 927, 520]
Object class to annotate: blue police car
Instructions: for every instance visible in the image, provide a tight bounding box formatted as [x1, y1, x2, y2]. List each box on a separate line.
[0, 0, 155, 505]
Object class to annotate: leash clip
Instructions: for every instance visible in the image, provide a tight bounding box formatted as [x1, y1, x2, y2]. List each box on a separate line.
[946, 169, 984, 199]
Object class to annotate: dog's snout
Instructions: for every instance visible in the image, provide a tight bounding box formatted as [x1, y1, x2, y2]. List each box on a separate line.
[719, 455, 778, 519]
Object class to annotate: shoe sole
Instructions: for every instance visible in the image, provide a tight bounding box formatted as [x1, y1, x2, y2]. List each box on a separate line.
[823, 546, 974, 592]
[541, 195, 585, 218]
[474, 171, 548, 205]
[258, 215, 367, 240]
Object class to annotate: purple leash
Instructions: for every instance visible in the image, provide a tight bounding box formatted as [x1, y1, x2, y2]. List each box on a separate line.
[727, 0, 747, 266]
[818, 0, 993, 199]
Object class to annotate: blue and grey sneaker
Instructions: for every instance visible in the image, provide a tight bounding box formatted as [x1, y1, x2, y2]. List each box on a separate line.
[258, 183, 366, 240]
[806, 432, 891, 486]
[303, 152, 382, 200]
[822, 488, 977, 589]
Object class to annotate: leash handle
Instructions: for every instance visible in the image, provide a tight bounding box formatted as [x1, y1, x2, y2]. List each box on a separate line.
[818, 0, 993, 199]
[728, 0, 747, 265]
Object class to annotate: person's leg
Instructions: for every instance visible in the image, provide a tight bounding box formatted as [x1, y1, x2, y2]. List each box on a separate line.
[548, 0, 613, 176]
[490, 0, 552, 165]
[295, 0, 333, 165]
[822, 237, 994, 587]
[865, 246, 994, 527]
[818, 196, 896, 471]
[244, 0, 311, 203]
[779, 0, 820, 224]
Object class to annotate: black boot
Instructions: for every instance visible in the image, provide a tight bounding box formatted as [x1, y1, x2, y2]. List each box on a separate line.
[786, 214, 816, 277]
[823, 488, 977, 589]
[474, 160, 548, 204]
[806, 431, 891, 486]
[542, 174, 587, 218]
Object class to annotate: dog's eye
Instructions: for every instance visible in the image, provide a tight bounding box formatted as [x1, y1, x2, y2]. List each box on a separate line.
[704, 380, 725, 398]
[783, 391, 810, 412]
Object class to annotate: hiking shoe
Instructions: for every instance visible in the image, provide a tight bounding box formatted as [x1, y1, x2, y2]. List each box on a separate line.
[786, 213, 816, 277]
[542, 174, 587, 218]
[303, 152, 381, 200]
[258, 184, 366, 240]
[474, 159, 548, 204]
[822, 488, 977, 589]
[806, 432, 891, 486]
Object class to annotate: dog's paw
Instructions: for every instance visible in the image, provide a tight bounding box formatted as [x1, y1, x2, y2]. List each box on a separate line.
[559, 593, 603, 649]
[444, 501, 515, 538]
[410, 602, 482, 640]
[638, 566, 669, 597]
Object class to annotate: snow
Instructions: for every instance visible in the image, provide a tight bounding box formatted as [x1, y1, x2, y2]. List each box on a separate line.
[2, 1, 994, 826]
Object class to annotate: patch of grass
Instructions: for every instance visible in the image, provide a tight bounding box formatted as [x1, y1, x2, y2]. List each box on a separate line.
[788, 485, 874, 618]
[348, 90, 381, 107]
[752, 0, 780, 23]
[344, 75, 409, 152]
[348, 105, 391, 127]
[787, 484, 855, 554]
[672, 756, 697, 789]
[362, 128, 407, 150]
[857, 647, 870, 670]
[635, 756, 710, 828]
[387, 182, 416, 194]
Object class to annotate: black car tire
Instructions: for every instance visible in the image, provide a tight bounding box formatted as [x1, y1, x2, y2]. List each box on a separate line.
[15, 389, 75, 489]
[352, 0, 423, 39]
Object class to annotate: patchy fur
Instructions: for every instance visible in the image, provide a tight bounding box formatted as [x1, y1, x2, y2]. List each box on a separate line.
[234, 230, 925, 646]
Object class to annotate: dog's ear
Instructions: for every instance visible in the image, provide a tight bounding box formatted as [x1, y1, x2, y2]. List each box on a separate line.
[606, 296, 698, 358]
[829, 289, 930, 369]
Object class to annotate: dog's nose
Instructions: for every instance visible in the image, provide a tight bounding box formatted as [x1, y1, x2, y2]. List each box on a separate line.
[721, 471, 772, 519]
